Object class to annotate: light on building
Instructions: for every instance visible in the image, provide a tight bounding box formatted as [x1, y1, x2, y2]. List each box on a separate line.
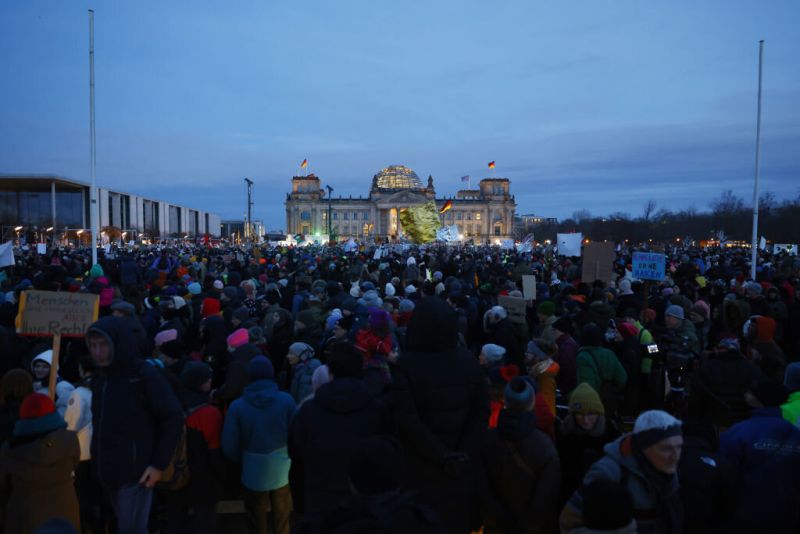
[77, 230, 84, 235]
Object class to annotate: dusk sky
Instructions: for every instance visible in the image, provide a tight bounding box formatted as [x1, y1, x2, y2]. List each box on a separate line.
[2, 1, 798, 230]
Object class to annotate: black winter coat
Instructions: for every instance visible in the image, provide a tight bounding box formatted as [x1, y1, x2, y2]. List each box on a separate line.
[678, 435, 736, 534]
[481, 410, 561, 534]
[689, 350, 762, 428]
[289, 378, 388, 516]
[393, 297, 490, 534]
[89, 316, 184, 490]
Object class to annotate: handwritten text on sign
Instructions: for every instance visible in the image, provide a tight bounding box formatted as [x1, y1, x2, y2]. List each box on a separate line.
[632, 252, 666, 281]
[16, 290, 99, 337]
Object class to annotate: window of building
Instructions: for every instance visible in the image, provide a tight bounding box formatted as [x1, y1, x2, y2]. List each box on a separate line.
[456, 212, 462, 220]
[494, 226, 501, 236]
[353, 211, 358, 219]
[363, 212, 369, 220]
[300, 211, 311, 220]
[476, 212, 481, 221]
[466, 213, 472, 221]
[301, 225, 310, 234]
[343, 212, 349, 220]
[333, 212, 338, 220]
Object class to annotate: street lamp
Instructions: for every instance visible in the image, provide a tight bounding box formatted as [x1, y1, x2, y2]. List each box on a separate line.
[326, 185, 333, 242]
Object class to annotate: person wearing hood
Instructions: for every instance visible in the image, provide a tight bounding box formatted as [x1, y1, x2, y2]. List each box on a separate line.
[556, 383, 620, 507]
[267, 309, 294, 383]
[481, 377, 561, 533]
[30, 349, 75, 417]
[200, 315, 229, 387]
[111, 299, 152, 356]
[0, 393, 81, 533]
[86, 316, 183, 534]
[719, 377, 800, 533]
[287, 342, 322, 404]
[392, 297, 489, 533]
[212, 328, 263, 407]
[288, 342, 388, 518]
[524, 339, 560, 419]
[561, 410, 684, 534]
[222, 356, 295, 534]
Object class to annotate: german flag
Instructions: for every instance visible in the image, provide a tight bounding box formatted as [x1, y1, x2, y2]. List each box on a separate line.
[487, 161, 496, 169]
[300, 158, 308, 169]
[439, 199, 453, 213]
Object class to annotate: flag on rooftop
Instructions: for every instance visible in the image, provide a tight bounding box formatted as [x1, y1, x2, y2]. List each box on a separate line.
[487, 161, 495, 169]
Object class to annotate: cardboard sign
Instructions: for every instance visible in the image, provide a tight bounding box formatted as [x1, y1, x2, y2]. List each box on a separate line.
[498, 295, 526, 325]
[15, 290, 100, 337]
[632, 252, 666, 281]
[581, 242, 616, 283]
[522, 274, 537, 301]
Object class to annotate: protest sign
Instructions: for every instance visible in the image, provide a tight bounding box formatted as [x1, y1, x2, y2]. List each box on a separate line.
[500, 239, 515, 250]
[759, 236, 767, 251]
[0, 242, 14, 268]
[632, 252, 666, 281]
[557, 233, 582, 257]
[773, 244, 797, 256]
[37, 243, 47, 255]
[522, 274, 537, 301]
[15, 290, 100, 401]
[373, 247, 383, 260]
[581, 242, 616, 283]
[498, 295, 526, 325]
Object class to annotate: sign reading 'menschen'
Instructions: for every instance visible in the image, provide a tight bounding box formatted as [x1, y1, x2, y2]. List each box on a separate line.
[15, 290, 100, 337]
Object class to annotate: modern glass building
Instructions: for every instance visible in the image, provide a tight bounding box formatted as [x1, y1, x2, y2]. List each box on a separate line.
[0, 175, 221, 244]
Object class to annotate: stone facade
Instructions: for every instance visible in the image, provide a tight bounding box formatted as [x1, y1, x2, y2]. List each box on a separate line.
[285, 165, 516, 241]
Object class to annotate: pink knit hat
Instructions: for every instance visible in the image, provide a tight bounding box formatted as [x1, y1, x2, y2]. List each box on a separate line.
[227, 328, 249, 349]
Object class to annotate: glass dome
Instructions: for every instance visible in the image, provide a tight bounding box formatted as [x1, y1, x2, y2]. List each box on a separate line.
[374, 165, 424, 190]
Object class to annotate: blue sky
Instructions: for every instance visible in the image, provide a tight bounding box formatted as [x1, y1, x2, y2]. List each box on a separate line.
[1, 0, 798, 230]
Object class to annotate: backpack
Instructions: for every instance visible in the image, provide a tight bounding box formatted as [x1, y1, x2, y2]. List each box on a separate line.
[582, 348, 620, 416]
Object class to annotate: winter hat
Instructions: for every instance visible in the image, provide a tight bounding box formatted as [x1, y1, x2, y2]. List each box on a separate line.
[227, 328, 249, 349]
[784, 362, 800, 393]
[154, 329, 178, 347]
[398, 299, 415, 313]
[311, 364, 331, 392]
[360, 281, 376, 292]
[489, 305, 507, 321]
[368, 308, 391, 330]
[748, 377, 789, 408]
[14, 393, 66, 438]
[481, 343, 507, 364]
[569, 383, 605, 415]
[662, 287, 674, 297]
[289, 342, 316, 362]
[326, 310, 344, 331]
[717, 337, 740, 352]
[110, 300, 136, 316]
[360, 290, 382, 309]
[248, 326, 267, 345]
[187, 282, 202, 295]
[0, 369, 33, 401]
[90, 264, 104, 278]
[406, 256, 416, 266]
[348, 436, 403, 495]
[232, 307, 251, 324]
[692, 300, 710, 320]
[404, 285, 417, 296]
[247, 355, 274, 381]
[181, 361, 213, 390]
[617, 322, 639, 340]
[504, 376, 535, 412]
[201, 297, 221, 318]
[537, 300, 556, 317]
[525, 340, 546, 361]
[223, 287, 239, 301]
[665, 305, 685, 320]
[619, 279, 633, 295]
[384, 283, 396, 297]
[213, 280, 224, 290]
[31, 350, 54, 371]
[632, 410, 682, 451]
[349, 284, 361, 298]
[582, 479, 635, 531]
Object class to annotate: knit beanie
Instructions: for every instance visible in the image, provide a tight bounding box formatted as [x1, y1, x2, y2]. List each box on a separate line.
[154, 329, 178, 348]
[201, 297, 221, 318]
[289, 342, 316, 362]
[384, 283, 396, 297]
[1, 369, 33, 401]
[537, 300, 556, 317]
[248, 355, 274, 381]
[227, 328, 249, 349]
[504, 376, 535, 412]
[632, 410, 682, 451]
[326, 310, 343, 331]
[665, 305, 684, 320]
[14, 393, 66, 438]
[784, 362, 800, 393]
[368, 308, 390, 330]
[213, 280, 224, 290]
[481, 343, 506, 364]
[489, 305, 507, 321]
[312, 365, 331, 391]
[181, 361, 213, 390]
[617, 322, 639, 340]
[90, 264, 104, 278]
[187, 282, 202, 295]
[399, 299, 415, 313]
[404, 285, 417, 296]
[569, 383, 605, 415]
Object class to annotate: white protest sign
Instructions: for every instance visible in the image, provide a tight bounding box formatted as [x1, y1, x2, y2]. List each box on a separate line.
[0, 242, 15, 268]
[522, 274, 537, 301]
[557, 233, 583, 257]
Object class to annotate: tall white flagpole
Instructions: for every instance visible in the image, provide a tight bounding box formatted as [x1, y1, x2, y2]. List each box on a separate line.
[750, 40, 764, 280]
[89, 9, 98, 265]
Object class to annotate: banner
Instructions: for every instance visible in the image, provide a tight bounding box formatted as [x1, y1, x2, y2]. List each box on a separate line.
[774, 244, 797, 256]
[436, 225, 460, 243]
[516, 233, 534, 253]
[343, 238, 358, 252]
[15, 290, 100, 337]
[398, 201, 441, 244]
[759, 236, 767, 251]
[522, 274, 537, 301]
[632, 252, 666, 281]
[0, 242, 15, 267]
[556, 233, 583, 257]
[581, 242, 616, 283]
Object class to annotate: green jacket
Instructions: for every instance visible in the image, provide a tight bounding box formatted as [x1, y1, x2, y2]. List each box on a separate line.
[781, 391, 800, 428]
[576, 346, 628, 393]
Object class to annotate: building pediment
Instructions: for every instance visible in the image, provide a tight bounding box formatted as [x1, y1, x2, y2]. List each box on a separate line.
[373, 190, 429, 206]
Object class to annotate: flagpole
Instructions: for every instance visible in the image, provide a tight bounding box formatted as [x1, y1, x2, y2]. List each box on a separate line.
[750, 40, 764, 280]
[88, 9, 98, 266]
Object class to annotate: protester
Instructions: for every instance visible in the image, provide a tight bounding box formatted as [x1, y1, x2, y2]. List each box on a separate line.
[30, 349, 75, 417]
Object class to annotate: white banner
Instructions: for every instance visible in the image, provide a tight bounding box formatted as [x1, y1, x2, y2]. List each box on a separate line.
[557, 233, 583, 257]
[0, 242, 15, 268]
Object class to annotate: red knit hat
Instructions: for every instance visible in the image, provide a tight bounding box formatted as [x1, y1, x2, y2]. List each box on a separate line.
[617, 322, 639, 340]
[19, 393, 56, 420]
[201, 297, 221, 318]
[227, 328, 249, 349]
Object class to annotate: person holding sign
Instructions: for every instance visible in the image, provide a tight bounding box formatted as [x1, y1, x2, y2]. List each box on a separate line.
[31, 349, 75, 417]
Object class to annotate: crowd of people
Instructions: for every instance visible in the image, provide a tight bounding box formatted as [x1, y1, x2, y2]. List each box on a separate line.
[0, 241, 799, 534]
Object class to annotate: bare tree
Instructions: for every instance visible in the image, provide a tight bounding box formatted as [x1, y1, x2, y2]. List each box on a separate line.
[572, 209, 592, 224]
[710, 190, 745, 214]
[642, 199, 657, 222]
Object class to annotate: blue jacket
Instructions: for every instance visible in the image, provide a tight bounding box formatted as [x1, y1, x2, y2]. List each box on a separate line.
[88, 317, 183, 490]
[290, 359, 321, 404]
[720, 408, 800, 533]
[222, 379, 296, 491]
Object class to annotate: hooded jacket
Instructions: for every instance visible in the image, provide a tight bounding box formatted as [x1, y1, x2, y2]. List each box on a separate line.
[31, 351, 75, 417]
[289, 377, 388, 515]
[88, 316, 183, 490]
[222, 378, 295, 492]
